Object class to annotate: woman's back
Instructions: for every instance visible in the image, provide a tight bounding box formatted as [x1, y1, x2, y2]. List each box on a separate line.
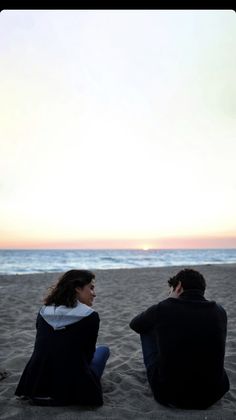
[15, 307, 103, 406]
[15, 269, 109, 407]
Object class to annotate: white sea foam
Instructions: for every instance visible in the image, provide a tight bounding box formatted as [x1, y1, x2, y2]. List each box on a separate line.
[0, 249, 236, 274]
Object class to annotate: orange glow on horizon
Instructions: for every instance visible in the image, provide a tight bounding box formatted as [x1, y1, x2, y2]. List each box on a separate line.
[0, 236, 236, 250]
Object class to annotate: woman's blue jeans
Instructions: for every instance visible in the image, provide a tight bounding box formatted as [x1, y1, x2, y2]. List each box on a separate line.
[90, 345, 110, 379]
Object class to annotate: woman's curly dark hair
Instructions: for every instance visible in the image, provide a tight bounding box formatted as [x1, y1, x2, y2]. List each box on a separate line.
[44, 269, 95, 308]
[168, 268, 206, 292]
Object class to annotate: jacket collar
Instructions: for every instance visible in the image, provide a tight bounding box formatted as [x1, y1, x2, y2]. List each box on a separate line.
[179, 289, 206, 301]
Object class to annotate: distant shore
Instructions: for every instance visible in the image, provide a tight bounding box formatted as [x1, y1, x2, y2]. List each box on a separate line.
[0, 264, 235, 419]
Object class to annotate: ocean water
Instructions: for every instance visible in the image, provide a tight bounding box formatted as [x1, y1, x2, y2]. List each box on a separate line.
[0, 249, 236, 275]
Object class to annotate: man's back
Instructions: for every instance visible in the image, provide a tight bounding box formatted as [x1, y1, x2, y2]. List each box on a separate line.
[130, 287, 230, 408]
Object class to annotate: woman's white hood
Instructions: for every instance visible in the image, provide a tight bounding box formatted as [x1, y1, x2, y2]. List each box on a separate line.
[39, 301, 94, 330]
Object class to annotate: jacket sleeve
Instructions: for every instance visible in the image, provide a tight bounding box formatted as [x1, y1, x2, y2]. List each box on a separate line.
[85, 311, 100, 362]
[129, 304, 159, 334]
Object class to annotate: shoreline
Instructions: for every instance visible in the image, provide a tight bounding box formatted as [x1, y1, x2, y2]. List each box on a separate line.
[0, 264, 236, 419]
[1, 261, 236, 277]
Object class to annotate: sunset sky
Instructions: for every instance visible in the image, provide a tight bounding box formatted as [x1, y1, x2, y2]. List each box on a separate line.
[0, 10, 236, 249]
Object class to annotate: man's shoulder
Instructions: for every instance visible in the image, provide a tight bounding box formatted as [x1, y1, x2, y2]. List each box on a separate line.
[144, 298, 175, 313]
[159, 296, 227, 315]
[214, 302, 227, 317]
[158, 297, 178, 306]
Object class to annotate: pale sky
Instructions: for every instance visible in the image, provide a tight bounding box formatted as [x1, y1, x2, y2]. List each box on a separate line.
[0, 10, 236, 249]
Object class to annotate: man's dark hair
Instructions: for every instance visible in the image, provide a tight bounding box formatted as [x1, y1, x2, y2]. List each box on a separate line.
[168, 268, 206, 292]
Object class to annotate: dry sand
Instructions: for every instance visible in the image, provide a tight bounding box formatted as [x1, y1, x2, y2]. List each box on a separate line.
[0, 264, 236, 419]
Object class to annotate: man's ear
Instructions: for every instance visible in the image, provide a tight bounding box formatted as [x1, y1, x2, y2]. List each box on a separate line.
[175, 281, 183, 295]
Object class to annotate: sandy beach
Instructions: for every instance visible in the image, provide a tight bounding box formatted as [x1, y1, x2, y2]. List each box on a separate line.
[0, 264, 236, 419]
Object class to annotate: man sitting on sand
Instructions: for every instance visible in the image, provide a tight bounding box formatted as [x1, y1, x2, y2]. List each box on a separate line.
[129, 268, 230, 409]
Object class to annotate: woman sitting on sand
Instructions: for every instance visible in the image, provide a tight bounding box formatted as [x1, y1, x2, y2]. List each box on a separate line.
[15, 269, 110, 406]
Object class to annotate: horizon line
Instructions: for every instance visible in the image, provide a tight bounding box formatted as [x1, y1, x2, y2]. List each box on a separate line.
[1, 246, 236, 251]
[1, 236, 236, 250]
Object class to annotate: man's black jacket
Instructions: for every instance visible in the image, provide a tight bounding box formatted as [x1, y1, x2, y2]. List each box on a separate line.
[130, 290, 230, 409]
